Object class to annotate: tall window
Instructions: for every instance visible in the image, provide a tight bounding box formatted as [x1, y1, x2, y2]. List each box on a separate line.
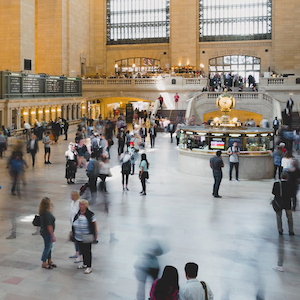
[199, 0, 272, 42]
[107, 0, 170, 45]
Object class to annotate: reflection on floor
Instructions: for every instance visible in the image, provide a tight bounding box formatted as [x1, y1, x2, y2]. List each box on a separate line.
[0, 131, 299, 300]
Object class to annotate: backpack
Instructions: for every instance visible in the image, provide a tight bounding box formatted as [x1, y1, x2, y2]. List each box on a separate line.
[122, 159, 131, 173]
[87, 160, 99, 177]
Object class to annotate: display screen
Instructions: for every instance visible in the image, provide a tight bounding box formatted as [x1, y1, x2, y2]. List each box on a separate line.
[10, 77, 21, 94]
[211, 140, 225, 150]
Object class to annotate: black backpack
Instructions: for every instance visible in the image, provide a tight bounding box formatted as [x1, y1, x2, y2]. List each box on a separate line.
[122, 159, 131, 173]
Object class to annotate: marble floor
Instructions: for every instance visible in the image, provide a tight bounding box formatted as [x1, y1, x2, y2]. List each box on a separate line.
[0, 130, 300, 300]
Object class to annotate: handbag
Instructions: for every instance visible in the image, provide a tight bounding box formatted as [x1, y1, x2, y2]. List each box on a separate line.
[82, 234, 94, 244]
[32, 215, 41, 227]
[271, 181, 283, 213]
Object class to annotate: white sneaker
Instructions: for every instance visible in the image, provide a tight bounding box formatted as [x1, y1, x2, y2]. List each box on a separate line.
[77, 264, 87, 269]
[272, 266, 284, 272]
[84, 267, 92, 274]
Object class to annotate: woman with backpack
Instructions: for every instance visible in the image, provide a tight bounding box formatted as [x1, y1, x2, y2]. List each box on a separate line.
[120, 151, 131, 191]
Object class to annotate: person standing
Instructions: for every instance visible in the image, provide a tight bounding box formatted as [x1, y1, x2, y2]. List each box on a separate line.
[179, 262, 214, 300]
[139, 153, 149, 196]
[39, 197, 56, 269]
[150, 266, 179, 300]
[27, 134, 39, 167]
[167, 122, 176, 143]
[273, 117, 280, 136]
[139, 124, 147, 143]
[43, 131, 52, 164]
[65, 143, 78, 184]
[72, 199, 97, 274]
[272, 172, 294, 235]
[175, 124, 181, 146]
[148, 124, 157, 148]
[128, 141, 138, 175]
[272, 146, 284, 180]
[64, 119, 69, 140]
[0, 130, 7, 159]
[120, 151, 131, 191]
[227, 141, 240, 181]
[158, 95, 164, 109]
[210, 150, 224, 198]
[117, 128, 126, 156]
[174, 93, 180, 109]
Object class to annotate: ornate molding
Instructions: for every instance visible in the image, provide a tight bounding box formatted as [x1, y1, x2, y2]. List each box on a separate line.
[107, 45, 169, 51]
[200, 42, 272, 48]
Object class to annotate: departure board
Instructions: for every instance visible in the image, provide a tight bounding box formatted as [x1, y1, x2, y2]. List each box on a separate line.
[46, 79, 64, 93]
[10, 77, 22, 94]
[23, 77, 45, 93]
[65, 80, 80, 93]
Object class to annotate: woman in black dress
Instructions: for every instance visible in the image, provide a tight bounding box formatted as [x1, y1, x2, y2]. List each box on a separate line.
[65, 143, 78, 184]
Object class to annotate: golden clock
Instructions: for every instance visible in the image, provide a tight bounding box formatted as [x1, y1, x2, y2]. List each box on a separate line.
[216, 92, 235, 112]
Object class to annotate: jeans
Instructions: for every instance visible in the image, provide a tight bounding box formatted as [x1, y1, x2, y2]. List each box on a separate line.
[213, 170, 222, 196]
[77, 241, 92, 267]
[229, 162, 239, 180]
[276, 209, 293, 233]
[135, 267, 159, 300]
[41, 234, 53, 262]
[88, 176, 97, 200]
[170, 132, 173, 143]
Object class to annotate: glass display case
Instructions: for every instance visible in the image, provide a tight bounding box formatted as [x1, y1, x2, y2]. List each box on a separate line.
[180, 126, 273, 152]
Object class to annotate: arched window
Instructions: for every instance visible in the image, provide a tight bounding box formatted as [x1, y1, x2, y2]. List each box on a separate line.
[107, 0, 170, 45]
[199, 0, 272, 42]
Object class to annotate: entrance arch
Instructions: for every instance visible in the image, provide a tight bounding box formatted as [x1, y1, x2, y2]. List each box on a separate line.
[209, 55, 261, 87]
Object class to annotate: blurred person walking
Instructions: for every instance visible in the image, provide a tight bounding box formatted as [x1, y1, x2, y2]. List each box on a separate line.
[150, 265, 179, 300]
[87, 152, 100, 201]
[26, 134, 39, 167]
[272, 172, 294, 235]
[71, 200, 97, 274]
[99, 154, 111, 193]
[286, 158, 300, 211]
[69, 191, 83, 263]
[167, 122, 176, 143]
[139, 153, 149, 196]
[39, 197, 57, 269]
[8, 151, 27, 197]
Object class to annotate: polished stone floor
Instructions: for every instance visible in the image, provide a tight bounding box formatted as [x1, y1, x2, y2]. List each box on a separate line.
[0, 130, 300, 300]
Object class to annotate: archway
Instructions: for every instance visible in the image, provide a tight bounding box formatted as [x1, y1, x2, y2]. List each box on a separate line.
[209, 55, 261, 87]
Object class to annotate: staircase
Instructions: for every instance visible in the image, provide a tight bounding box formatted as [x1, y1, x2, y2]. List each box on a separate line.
[291, 112, 300, 130]
[156, 109, 186, 132]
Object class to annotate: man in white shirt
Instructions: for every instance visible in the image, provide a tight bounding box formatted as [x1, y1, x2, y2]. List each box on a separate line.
[227, 141, 240, 181]
[179, 262, 214, 300]
[23, 121, 31, 141]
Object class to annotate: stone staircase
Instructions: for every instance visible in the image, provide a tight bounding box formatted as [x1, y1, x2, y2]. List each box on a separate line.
[156, 109, 186, 131]
[291, 112, 300, 130]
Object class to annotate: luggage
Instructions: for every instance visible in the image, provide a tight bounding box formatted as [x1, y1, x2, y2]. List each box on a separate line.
[80, 182, 89, 196]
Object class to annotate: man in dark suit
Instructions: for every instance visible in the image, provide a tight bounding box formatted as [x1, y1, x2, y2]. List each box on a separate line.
[287, 97, 294, 111]
[139, 124, 147, 143]
[27, 134, 39, 167]
[272, 172, 294, 235]
[167, 121, 176, 143]
[210, 150, 224, 198]
[148, 124, 157, 148]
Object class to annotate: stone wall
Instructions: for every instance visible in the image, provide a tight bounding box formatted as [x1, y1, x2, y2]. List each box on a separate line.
[0, 0, 21, 72]
[1, 0, 300, 77]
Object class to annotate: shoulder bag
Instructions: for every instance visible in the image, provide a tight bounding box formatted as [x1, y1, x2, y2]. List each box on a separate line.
[270, 181, 283, 213]
[200, 281, 208, 300]
[32, 215, 41, 227]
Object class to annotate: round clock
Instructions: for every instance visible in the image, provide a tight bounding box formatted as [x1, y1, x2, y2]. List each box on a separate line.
[216, 94, 235, 111]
